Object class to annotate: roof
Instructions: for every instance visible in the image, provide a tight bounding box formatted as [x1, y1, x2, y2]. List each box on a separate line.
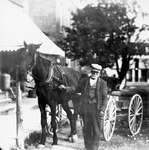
[0, 0, 65, 56]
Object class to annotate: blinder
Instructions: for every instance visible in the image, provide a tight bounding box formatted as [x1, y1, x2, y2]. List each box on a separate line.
[25, 49, 64, 89]
[33, 62, 64, 89]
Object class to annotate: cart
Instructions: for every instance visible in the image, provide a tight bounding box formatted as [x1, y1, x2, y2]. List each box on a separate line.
[101, 84, 146, 141]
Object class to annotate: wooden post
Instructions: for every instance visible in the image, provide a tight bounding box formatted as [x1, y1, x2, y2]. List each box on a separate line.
[16, 67, 24, 149]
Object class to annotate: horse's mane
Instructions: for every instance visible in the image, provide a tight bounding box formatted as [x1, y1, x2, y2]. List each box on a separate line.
[32, 53, 81, 88]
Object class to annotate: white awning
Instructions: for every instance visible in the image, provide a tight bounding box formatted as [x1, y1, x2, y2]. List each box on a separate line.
[0, 0, 65, 56]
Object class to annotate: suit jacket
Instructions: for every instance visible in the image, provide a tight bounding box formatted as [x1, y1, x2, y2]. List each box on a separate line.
[77, 74, 108, 111]
[95, 77, 108, 111]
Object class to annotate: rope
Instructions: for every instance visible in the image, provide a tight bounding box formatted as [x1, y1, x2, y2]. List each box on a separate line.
[55, 65, 69, 87]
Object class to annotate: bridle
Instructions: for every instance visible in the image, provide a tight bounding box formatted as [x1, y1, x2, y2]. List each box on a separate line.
[23, 49, 38, 74]
[29, 52, 66, 88]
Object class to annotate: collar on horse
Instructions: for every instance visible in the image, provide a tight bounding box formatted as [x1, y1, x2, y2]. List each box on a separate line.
[32, 53, 66, 88]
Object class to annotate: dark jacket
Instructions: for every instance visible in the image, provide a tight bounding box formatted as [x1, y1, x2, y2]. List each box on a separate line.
[77, 74, 108, 111]
[96, 77, 108, 111]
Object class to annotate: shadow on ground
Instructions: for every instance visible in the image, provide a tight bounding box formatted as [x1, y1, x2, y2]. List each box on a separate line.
[24, 131, 42, 148]
[24, 118, 149, 150]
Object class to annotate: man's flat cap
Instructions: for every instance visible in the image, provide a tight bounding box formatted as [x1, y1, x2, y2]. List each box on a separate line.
[91, 64, 102, 71]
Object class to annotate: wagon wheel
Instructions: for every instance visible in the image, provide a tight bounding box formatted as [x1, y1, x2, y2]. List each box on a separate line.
[128, 94, 143, 136]
[46, 104, 62, 135]
[103, 96, 117, 141]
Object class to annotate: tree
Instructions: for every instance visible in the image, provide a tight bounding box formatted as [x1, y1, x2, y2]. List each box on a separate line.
[57, 2, 147, 83]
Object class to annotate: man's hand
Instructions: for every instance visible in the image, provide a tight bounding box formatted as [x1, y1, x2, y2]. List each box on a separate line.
[59, 84, 66, 89]
[97, 106, 104, 115]
[76, 93, 81, 95]
[100, 110, 104, 115]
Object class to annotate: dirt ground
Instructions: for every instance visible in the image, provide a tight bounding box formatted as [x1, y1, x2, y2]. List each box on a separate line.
[1, 97, 149, 150]
[25, 117, 149, 150]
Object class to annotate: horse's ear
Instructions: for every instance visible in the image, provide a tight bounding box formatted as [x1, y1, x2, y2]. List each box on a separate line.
[37, 43, 42, 48]
[24, 41, 28, 48]
[33, 43, 42, 51]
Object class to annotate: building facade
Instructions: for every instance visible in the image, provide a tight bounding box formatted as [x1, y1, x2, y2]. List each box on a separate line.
[26, 0, 78, 40]
[127, 55, 149, 82]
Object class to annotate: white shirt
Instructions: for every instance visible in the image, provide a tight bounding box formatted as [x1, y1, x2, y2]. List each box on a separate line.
[90, 78, 97, 86]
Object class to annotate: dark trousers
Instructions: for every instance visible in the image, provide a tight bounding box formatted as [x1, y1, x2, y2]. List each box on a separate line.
[82, 103, 100, 150]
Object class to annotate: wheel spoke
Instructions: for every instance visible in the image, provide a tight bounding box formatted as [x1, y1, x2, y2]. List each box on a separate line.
[129, 116, 135, 125]
[134, 97, 138, 111]
[104, 121, 111, 139]
[131, 100, 135, 110]
[129, 114, 135, 117]
[136, 112, 143, 116]
[132, 118, 137, 132]
[130, 117, 135, 131]
[111, 107, 116, 114]
[107, 121, 114, 138]
[136, 104, 143, 113]
[109, 114, 116, 121]
[129, 112, 135, 119]
[104, 122, 109, 135]
[130, 105, 135, 114]
[136, 98, 141, 109]
[109, 116, 116, 121]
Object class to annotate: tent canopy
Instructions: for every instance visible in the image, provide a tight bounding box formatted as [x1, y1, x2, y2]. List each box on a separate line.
[0, 0, 65, 56]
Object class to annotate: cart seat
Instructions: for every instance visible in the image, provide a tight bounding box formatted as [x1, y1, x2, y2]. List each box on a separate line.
[111, 89, 136, 97]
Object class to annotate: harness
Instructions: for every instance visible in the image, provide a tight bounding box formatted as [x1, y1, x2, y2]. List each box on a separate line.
[32, 54, 67, 88]
[25, 50, 69, 90]
[33, 65, 54, 87]
[52, 65, 69, 88]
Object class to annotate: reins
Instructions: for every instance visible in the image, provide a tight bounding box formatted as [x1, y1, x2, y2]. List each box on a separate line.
[54, 65, 69, 87]
[26, 50, 68, 88]
[32, 53, 67, 88]
[32, 54, 54, 87]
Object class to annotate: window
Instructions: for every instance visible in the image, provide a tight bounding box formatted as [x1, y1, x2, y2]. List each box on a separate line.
[127, 70, 132, 81]
[141, 69, 147, 82]
[134, 58, 139, 68]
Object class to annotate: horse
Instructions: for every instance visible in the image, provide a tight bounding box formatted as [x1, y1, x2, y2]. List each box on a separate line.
[21, 42, 82, 145]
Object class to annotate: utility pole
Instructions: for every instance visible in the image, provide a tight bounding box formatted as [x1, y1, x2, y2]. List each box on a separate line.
[16, 66, 24, 149]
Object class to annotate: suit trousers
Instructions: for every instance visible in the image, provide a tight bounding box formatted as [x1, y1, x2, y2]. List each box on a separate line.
[82, 102, 100, 150]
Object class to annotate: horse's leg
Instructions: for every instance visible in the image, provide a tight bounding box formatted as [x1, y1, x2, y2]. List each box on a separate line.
[49, 101, 58, 145]
[61, 99, 78, 142]
[72, 94, 83, 128]
[38, 99, 47, 145]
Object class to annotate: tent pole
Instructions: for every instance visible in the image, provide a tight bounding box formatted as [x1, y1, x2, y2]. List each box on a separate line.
[16, 66, 24, 149]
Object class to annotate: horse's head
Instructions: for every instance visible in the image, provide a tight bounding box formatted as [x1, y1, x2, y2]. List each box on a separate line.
[20, 42, 57, 86]
[20, 41, 66, 88]
[23, 41, 42, 69]
[17, 41, 42, 81]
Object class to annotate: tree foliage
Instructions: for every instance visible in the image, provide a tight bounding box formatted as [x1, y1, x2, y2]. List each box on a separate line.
[57, 2, 147, 82]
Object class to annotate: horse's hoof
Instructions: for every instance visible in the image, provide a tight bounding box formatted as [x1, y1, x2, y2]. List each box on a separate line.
[38, 144, 45, 149]
[68, 134, 78, 143]
[52, 142, 57, 145]
[72, 134, 78, 142]
[68, 136, 72, 142]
